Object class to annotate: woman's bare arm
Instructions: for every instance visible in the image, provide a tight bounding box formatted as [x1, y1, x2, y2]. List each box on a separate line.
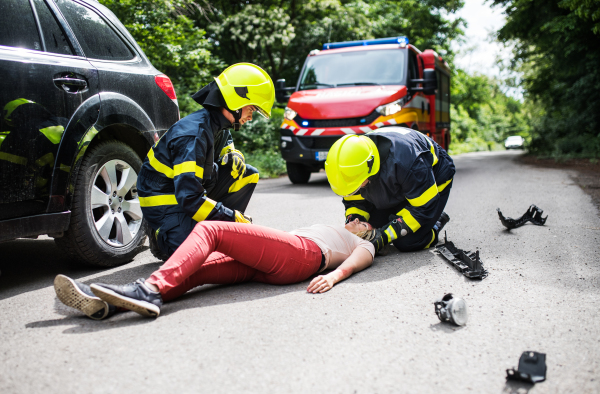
[307, 247, 373, 293]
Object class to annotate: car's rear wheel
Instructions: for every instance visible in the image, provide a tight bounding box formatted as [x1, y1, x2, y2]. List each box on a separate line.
[55, 140, 147, 267]
[286, 162, 311, 184]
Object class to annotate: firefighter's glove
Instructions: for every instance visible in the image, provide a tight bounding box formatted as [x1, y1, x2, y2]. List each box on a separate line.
[234, 210, 252, 224]
[370, 218, 411, 253]
[221, 149, 246, 180]
[345, 213, 368, 224]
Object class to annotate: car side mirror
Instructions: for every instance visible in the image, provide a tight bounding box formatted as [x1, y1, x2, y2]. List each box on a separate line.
[409, 69, 438, 95]
[275, 79, 294, 103]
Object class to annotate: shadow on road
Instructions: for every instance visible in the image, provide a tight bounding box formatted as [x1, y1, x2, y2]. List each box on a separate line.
[502, 380, 533, 394]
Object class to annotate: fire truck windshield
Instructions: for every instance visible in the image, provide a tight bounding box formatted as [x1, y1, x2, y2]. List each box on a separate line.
[298, 49, 406, 90]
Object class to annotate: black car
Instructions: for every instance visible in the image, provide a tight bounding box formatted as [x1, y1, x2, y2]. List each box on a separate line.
[0, 0, 180, 266]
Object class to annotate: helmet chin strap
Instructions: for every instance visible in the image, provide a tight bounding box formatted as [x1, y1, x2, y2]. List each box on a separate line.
[228, 108, 242, 131]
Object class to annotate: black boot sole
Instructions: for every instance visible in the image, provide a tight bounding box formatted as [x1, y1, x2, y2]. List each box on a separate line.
[54, 275, 110, 320]
[90, 284, 160, 318]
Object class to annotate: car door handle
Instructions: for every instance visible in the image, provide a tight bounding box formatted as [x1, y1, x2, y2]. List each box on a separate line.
[53, 77, 88, 93]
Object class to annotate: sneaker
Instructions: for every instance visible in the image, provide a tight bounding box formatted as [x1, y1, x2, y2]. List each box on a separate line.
[91, 279, 163, 318]
[54, 274, 116, 320]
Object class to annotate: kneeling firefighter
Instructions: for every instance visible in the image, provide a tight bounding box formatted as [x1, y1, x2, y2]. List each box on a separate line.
[325, 127, 455, 253]
[138, 63, 275, 260]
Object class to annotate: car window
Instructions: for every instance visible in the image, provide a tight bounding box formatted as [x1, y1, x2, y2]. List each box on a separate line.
[0, 0, 43, 51]
[55, 0, 134, 61]
[32, 0, 74, 55]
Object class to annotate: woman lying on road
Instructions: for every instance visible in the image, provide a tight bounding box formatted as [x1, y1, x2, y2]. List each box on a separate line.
[54, 219, 375, 319]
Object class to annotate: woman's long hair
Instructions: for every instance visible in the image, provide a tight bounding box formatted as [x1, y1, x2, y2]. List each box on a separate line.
[354, 229, 376, 241]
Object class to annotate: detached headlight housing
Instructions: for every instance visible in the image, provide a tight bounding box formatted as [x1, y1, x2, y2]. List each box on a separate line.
[284, 106, 297, 121]
[376, 98, 403, 117]
[434, 293, 468, 326]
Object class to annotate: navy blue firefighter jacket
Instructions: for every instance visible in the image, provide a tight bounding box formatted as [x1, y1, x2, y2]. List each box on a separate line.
[137, 108, 237, 231]
[342, 127, 455, 233]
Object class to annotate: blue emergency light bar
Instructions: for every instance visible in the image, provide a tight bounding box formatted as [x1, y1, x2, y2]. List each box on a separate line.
[322, 36, 409, 50]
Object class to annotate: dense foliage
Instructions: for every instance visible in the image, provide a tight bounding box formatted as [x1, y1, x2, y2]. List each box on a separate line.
[492, 0, 600, 157]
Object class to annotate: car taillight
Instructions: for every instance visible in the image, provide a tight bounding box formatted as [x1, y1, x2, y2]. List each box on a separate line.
[155, 74, 178, 103]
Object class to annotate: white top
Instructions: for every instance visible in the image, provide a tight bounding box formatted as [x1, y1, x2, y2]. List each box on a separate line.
[290, 224, 375, 271]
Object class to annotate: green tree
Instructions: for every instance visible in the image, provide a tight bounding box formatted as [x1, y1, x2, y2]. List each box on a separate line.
[99, 0, 224, 116]
[492, 0, 600, 157]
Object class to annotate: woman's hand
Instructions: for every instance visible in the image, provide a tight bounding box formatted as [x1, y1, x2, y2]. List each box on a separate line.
[307, 274, 336, 293]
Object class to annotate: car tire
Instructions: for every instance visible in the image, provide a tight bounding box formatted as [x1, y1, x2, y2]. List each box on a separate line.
[55, 140, 147, 267]
[286, 162, 311, 184]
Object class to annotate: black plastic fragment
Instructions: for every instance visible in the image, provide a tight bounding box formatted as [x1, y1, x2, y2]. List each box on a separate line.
[497, 205, 547, 230]
[435, 232, 488, 279]
[506, 351, 547, 384]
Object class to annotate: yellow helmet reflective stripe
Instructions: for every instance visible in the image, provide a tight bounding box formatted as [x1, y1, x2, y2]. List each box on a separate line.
[325, 135, 380, 196]
[215, 63, 275, 119]
[3, 98, 35, 124]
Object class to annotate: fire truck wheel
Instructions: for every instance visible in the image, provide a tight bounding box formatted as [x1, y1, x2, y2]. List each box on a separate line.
[286, 162, 311, 184]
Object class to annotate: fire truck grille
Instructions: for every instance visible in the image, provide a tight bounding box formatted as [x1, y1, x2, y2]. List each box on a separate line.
[294, 111, 380, 128]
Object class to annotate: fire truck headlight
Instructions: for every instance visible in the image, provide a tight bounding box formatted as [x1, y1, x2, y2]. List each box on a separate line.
[284, 107, 297, 121]
[376, 99, 403, 117]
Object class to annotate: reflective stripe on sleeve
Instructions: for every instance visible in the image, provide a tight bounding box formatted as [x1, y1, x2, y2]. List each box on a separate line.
[192, 198, 217, 222]
[407, 183, 438, 207]
[228, 173, 259, 193]
[385, 226, 398, 242]
[427, 139, 438, 166]
[343, 195, 365, 201]
[345, 207, 371, 221]
[437, 178, 452, 192]
[173, 160, 204, 179]
[139, 194, 178, 207]
[398, 208, 421, 232]
[147, 148, 174, 178]
[424, 230, 436, 249]
[35, 152, 55, 167]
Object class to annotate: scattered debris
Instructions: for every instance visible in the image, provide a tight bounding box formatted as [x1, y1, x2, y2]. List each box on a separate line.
[435, 232, 488, 279]
[506, 351, 547, 384]
[497, 205, 547, 230]
[434, 293, 468, 326]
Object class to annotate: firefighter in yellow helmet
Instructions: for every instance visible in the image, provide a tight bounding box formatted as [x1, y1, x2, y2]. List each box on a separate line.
[137, 63, 275, 261]
[325, 128, 455, 253]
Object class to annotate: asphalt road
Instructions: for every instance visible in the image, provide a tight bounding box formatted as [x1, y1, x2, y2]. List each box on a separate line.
[1, 151, 599, 394]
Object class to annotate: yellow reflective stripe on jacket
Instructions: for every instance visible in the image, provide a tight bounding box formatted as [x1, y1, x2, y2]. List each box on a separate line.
[407, 183, 438, 207]
[220, 142, 235, 158]
[139, 194, 178, 207]
[35, 152, 54, 167]
[229, 173, 259, 193]
[343, 194, 365, 201]
[39, 125, 64, 144]
[345, 207, 371, 221]
[385, 226, 398, 242]
[173, 161, 204, 179]
[398, 208, 421, 232]
[192, 198, 217, 222]
[147, 148, 174, 178]
[0, 152, 27, 165]
[424, 230, 436, 249]
[437, 178, 452, 192]
[427, 138, 438, 166]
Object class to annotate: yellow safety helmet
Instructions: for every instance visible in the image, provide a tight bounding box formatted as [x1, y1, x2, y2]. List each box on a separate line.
[3, 98, 35, 126]
[325, 135, 380, 196]
[215, 63, 275, 119]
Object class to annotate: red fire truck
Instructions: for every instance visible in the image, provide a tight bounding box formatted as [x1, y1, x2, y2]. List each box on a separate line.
[276, 36, 451, 183]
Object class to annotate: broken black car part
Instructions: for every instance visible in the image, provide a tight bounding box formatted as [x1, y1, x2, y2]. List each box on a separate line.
[435, 232, 488, 279]
[434, 293, 468, 326]
[497, 205, 547, 230]
[506, 351, 547, 384]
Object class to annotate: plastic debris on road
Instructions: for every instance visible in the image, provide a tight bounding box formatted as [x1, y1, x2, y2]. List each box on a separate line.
[506, 351, 547, 384]
[497, 204, 548, 230]
[435, 232, 488, 279]
[433, 293, 468, 326]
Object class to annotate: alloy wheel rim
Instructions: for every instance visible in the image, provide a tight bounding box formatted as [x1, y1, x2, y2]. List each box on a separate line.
[90, 159, 143, 247]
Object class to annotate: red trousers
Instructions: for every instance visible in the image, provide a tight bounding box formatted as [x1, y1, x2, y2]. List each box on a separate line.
[147, 221, 323, 301]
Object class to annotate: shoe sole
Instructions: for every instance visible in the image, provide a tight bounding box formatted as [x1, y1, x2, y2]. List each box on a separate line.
[54, 275, 109, 320]
[90, 284, 160, 318]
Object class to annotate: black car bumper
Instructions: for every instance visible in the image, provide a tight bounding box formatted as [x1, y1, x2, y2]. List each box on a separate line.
[279, 129, 343, 169]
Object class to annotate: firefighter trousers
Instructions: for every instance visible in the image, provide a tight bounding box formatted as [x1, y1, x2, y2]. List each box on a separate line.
[154, 164, 259, 258]
[369, 182, 452, 252]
